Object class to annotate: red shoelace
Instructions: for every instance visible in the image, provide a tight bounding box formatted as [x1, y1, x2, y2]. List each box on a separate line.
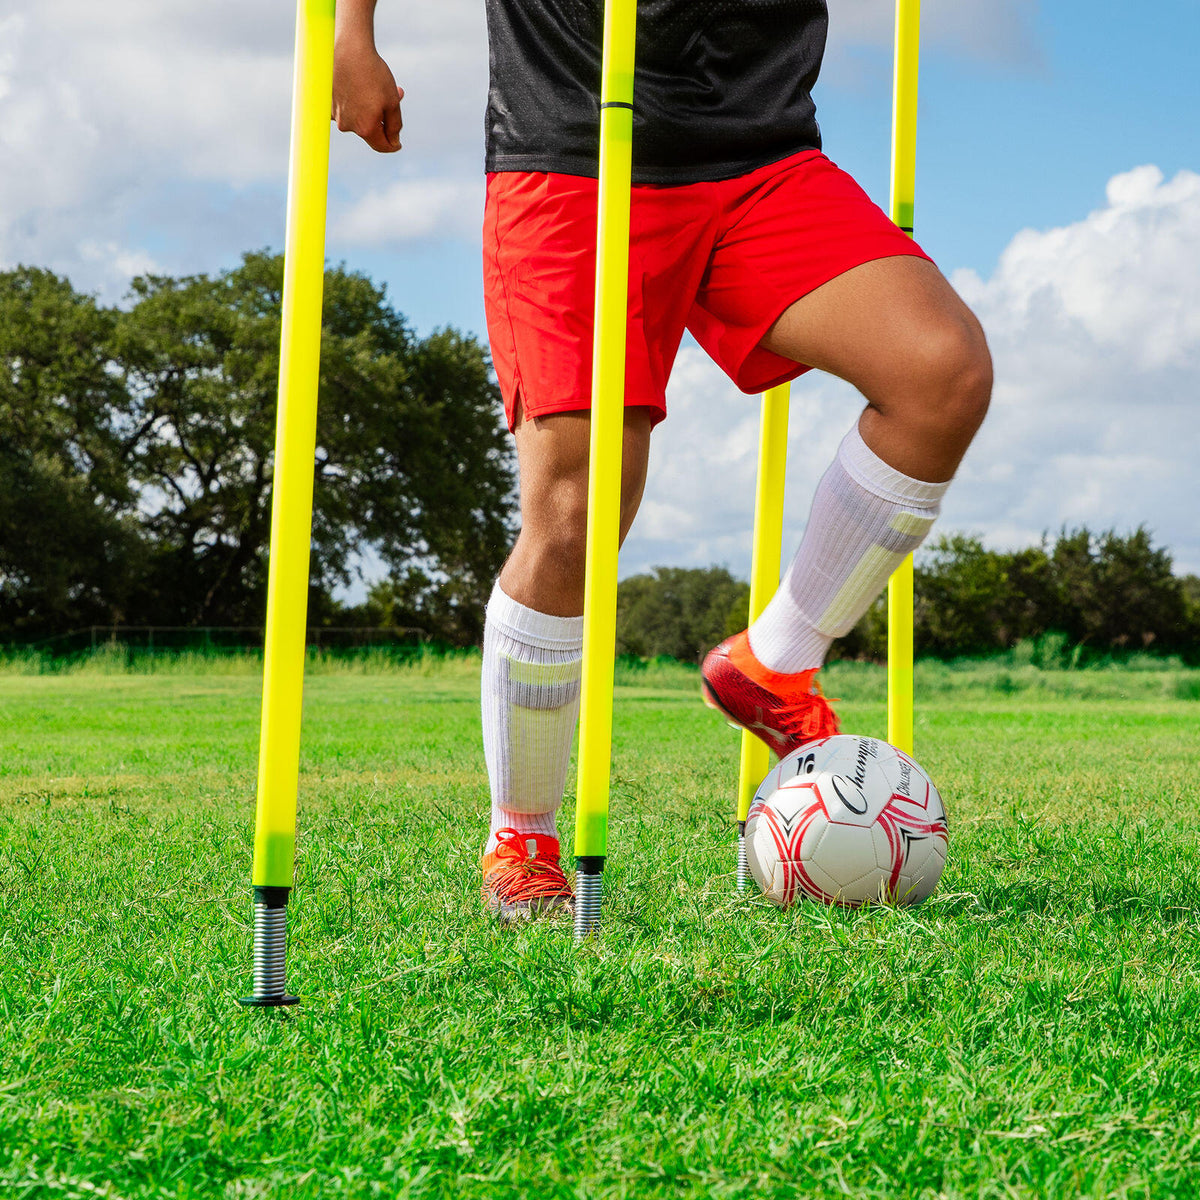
[484, 829, 573, 906]
[773, 676, 841, 741]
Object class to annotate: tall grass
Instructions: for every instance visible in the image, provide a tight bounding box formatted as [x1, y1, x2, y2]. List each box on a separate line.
[826, 657, 1200, 703]
[0, 641, 480, 679]
[2, 639, 1198, 702]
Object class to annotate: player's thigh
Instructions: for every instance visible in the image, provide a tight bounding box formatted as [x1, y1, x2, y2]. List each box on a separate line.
[512, 406, 655, 543]
[760, 255, 991, 406]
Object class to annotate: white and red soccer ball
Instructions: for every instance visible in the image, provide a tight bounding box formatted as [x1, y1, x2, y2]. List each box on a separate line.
[746, 735, 948, 908]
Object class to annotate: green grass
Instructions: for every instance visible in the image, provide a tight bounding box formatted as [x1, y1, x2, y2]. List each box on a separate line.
[2, 659, 1200, 1198]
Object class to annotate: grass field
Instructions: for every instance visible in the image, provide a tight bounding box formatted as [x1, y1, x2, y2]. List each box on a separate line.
[2, 654, 1200, 1199]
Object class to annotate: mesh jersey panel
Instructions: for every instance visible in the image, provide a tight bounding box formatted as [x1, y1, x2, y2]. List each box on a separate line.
[484, 0, 828, 184]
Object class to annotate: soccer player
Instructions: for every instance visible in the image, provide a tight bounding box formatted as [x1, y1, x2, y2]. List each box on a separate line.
[333, 1, 992, 919]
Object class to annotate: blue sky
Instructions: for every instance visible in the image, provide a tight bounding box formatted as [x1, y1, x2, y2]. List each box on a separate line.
[3, 1, 1198, 580]
[908, 0, 1200, 277]
[311, 0, 1200, 338]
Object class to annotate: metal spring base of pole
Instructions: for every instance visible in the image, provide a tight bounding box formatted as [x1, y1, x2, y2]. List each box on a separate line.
[239, 887, 299, 1007]
[736, 823, 749, 892]
[574, 857, 604, 940]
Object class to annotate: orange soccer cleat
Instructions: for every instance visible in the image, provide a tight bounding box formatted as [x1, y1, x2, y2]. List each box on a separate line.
[701, 630, 840, 758]
[482, 828, 574, 921]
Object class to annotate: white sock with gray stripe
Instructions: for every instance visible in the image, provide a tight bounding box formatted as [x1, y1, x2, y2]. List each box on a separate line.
[482, 582, 583, 854]
[749, 420, 950, 673]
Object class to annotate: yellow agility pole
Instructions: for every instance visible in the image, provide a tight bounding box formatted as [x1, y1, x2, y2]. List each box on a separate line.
[734, 383, 791, 890]
[573, 0, 638, 939]
[240, 0, 334, 1006]
[886, 0, 921, 757]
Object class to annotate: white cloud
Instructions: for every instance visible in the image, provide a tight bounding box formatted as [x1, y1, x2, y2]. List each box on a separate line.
[624, 165, 1200, 581]
[78, 240, 161, 281]
[951, 165, 1200, 572]
[0, 1, 487, 296]
[958, 166, 1200, 371]
[0, 7, 284, 295]
[334, 178, 485, 244]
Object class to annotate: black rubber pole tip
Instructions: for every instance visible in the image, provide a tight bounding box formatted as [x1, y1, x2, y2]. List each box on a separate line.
[575, 854, 605, 876]
[238, 994, 300, 1007]
[253, 885, 291, 909]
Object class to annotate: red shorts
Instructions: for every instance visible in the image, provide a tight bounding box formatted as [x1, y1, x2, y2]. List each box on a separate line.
[483, 150, 931, 430]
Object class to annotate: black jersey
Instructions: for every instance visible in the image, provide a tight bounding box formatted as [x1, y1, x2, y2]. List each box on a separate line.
[484, 1, 828, 185]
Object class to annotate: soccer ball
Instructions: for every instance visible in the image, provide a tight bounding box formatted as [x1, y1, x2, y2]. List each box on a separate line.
[746, 735, 948, 908]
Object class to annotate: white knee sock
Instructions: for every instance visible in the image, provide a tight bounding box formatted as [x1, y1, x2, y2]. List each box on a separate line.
[481, 582, 583, 853]
[749, 421, 950, 673]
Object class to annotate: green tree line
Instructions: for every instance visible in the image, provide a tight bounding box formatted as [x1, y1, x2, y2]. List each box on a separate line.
[0, 256, 515, 647]
[5, 258, 1197, 663]
[617, 529, 1200, 665]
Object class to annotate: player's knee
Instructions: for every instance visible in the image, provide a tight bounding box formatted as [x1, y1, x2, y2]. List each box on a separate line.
[948, 320, 993, 432]
[912, 314, 992, 437]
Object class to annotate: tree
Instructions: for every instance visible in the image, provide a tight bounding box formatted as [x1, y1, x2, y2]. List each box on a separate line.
[913, 533, 1013, 656]
[112, 252, 515, 632]
[1002, 543, 1059, 644]
[1049, 526, 1189, 650]
[0, 255, 517, 643]
[845, 526, 1197, 662]
[615, 566, 749, 662]
[0, 268, 143, 637]
[1181, 576, 1200, 661]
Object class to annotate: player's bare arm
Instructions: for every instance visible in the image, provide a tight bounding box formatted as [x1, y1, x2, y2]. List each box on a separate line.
[333, 0, 404, 153]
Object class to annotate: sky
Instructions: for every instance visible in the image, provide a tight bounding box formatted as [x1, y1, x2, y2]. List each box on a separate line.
[3, 0, 1198, 588]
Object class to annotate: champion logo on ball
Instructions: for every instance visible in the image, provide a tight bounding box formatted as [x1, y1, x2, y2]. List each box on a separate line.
[831, 774, 869, 815]
[851, 737, 876, 788]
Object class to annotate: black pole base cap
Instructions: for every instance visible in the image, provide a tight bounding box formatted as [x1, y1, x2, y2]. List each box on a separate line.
[238, 994, 300, 1007]
[575, 855, 605, 876]
[252, 885, 291, 909]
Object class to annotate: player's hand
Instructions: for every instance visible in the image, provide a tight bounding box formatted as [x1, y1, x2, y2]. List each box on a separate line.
[332, 36, 404, 154]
